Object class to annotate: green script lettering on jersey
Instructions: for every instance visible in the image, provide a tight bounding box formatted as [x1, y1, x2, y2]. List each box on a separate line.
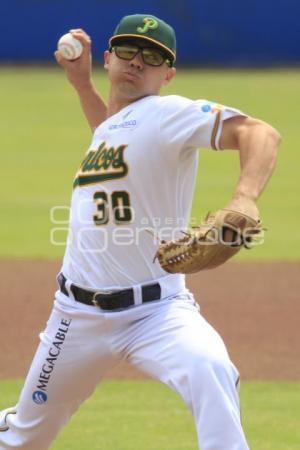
[73, 142, 128, 188]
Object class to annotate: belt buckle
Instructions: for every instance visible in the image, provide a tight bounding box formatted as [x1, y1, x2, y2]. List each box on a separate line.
[92, 290, 116, 307]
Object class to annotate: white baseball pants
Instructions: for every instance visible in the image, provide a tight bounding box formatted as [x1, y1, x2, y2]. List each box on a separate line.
[0, 287, 249, 450]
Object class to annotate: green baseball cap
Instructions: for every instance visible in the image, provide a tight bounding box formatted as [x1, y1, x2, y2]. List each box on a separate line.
[109, 14, 176, 64]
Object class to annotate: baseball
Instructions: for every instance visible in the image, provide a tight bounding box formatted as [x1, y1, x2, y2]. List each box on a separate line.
[57, 33, 83, 60]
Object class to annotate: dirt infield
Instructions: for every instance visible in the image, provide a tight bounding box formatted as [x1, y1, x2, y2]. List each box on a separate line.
[0, 260, 299, 380]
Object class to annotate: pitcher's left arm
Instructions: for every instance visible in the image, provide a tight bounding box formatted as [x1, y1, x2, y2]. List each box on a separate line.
[219, 116, 281, 217]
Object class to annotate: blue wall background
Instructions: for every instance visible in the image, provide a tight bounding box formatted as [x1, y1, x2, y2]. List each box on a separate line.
[1, 0, 299, 65]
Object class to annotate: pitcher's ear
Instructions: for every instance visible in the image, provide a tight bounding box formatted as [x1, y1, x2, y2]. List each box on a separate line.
[104, 50, 110, 70]
[163, 67, 176, 85]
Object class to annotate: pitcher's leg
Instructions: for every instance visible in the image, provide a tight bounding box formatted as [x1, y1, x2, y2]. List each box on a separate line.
[127, 294, 249, 450]
[0, 300, 119, 450]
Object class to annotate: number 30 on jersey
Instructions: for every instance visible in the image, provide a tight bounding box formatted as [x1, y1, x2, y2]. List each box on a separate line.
[93, 190, 132, 225]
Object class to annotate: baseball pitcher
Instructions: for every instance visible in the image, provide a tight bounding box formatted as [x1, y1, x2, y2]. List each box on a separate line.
[0, 14, 281, 450]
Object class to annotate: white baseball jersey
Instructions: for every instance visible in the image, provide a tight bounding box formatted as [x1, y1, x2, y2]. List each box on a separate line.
[0, 96, 249, 450]
[61, 95, 244, 289]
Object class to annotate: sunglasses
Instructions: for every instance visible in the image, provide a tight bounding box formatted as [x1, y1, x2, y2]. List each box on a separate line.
[111, 44, 172, 67]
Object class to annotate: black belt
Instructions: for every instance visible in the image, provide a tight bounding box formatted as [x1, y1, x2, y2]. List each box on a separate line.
[57, 273, 161, 311]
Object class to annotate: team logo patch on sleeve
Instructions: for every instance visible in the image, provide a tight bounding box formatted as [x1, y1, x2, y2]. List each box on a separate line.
[201, 102, 224, 114]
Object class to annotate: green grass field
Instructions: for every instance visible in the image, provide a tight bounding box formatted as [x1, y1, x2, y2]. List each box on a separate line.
[0, 379, 299, 449]
[0, 67, 299, 259]
[0, 67, 299, 448]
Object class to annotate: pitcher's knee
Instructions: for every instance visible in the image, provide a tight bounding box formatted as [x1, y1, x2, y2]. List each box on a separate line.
[191, 354, 239, 393]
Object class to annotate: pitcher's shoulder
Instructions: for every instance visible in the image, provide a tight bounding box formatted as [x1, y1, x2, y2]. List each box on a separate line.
[159, 94, 194, 108]
[158, 95, 215, 113]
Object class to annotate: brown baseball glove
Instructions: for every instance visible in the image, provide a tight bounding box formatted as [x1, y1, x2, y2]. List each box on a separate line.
[155, 209, 263, 274]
